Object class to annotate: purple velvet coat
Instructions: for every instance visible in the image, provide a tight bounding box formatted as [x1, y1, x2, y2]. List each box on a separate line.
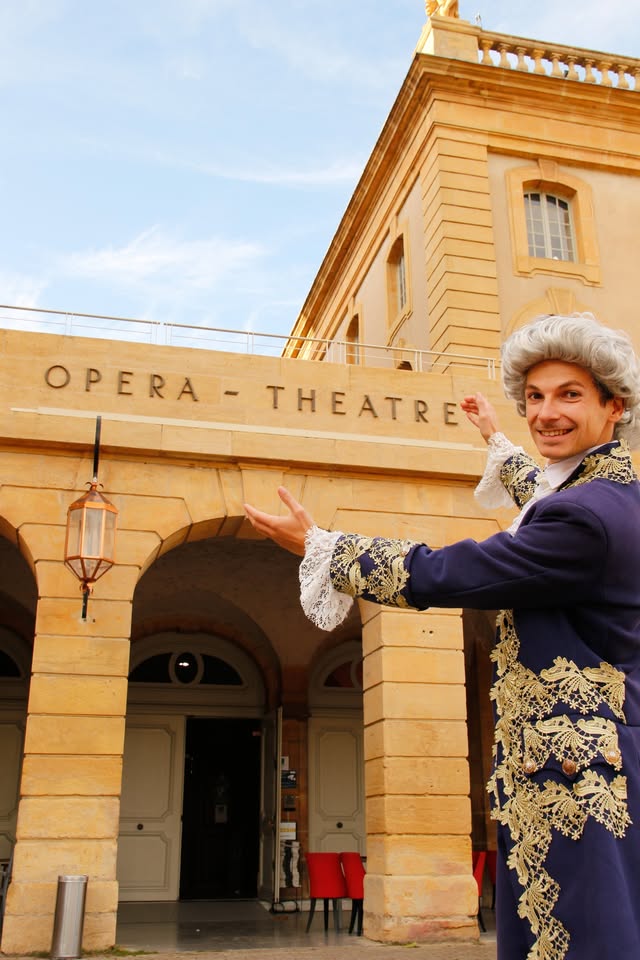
[328, 440, 640, 960]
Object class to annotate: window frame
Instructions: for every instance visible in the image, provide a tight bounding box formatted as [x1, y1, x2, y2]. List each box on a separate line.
[386, 222, 413, 340]
[507, 163, 601, 285]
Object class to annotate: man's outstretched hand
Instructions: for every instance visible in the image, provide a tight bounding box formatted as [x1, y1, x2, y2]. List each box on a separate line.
[244, 486, 314, 556]
[460, 391, 500, 442]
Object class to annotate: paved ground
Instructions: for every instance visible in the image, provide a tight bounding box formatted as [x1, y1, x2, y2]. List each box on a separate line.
[85, 942, 498, 960]
[0, 899, 497, 959]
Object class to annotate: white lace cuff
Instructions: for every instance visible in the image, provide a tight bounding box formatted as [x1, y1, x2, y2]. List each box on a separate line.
[299, 526, 354, 631]
[474, 432, 523, 509]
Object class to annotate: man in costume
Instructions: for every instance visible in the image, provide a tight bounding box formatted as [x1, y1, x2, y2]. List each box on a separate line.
[245, 313, 640, 960]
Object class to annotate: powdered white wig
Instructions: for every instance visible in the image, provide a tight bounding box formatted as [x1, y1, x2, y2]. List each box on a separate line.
[501, 313, 640, 448]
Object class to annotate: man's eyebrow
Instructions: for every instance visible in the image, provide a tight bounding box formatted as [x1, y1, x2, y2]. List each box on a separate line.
[525, 379, 585, 391]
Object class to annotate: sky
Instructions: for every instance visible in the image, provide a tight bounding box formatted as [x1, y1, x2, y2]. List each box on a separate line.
[2, 0, 639, 340]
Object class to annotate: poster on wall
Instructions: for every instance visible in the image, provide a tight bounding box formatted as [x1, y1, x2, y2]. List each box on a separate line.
[281, 769, 297, 788]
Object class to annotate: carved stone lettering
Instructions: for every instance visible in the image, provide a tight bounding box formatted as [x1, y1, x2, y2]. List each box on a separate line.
[177, 378, 198, 401]
[359, 395, 378, 418]
[44, 365, 71, 389]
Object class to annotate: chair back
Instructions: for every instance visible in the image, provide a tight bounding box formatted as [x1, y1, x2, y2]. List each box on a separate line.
[339, 852, 365, 899]
[305, 852, 347, 898]
[472, 850, 486, 895]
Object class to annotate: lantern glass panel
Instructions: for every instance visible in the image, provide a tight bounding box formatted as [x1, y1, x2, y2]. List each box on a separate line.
[66, 507, 83, 556]
[103, 511, 117, 562]
[84, 506, 105, 558]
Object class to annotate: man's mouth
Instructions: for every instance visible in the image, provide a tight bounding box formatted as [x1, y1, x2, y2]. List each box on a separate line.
[538, 429, 572, 437]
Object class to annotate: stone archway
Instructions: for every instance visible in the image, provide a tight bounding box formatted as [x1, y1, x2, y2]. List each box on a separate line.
[0, 528, 37, 864]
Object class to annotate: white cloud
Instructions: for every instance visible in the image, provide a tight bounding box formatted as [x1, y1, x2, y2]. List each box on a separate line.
[187, 156, 365, 186]
[59, 226, 265, 291]
[0, 270, 47, 308]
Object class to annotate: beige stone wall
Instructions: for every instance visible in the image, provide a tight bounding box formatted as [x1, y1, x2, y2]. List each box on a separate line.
[488, 152, 640, 343]
[0, 326, 519, 950]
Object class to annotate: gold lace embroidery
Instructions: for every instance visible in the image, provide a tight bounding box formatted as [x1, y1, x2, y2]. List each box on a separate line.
[500, 452, 539, 508]
[523, 716, 622, 774]
[329, 534, 415, 606]
[489, 609, 629, 960]
[499, 440, 636, 513]
[568, 440, 636, 489]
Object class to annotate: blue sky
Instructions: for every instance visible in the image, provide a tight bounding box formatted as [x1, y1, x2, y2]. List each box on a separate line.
[2, 0, 638, 338]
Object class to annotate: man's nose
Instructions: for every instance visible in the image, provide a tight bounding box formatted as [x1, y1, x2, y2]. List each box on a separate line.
[537, 396, 560, 421]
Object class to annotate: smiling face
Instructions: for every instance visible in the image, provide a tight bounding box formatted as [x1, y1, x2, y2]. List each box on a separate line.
[525, 360, 625, 463]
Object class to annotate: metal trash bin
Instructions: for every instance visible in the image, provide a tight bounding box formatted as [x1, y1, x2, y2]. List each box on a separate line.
[50, 875, 88, 960]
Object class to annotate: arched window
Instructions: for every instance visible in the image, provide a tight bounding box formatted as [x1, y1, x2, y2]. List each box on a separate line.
[388, 235, 407, 316]
[127, 632, 265, 709]
[309, 640, 363, 712]
[345, 314, 360, 365]
[386, 222, 412, 338]
[129, 651, 242, 686]
[524, 192, 575, 261]
[506, 161, 600, 285]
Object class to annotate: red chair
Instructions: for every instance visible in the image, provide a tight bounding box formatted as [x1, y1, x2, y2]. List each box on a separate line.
[472, 850, 487, 932]
[339, 852, 366, 936]
[304, 852, 347, 932]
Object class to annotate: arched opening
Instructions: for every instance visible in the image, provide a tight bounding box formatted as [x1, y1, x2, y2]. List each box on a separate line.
[119, 533, 308, 907]
[0, 531, 37, 863]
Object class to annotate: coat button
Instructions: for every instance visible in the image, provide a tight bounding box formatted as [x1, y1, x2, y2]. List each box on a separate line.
[604, 747, 621, 765]
[523, 758, 537, 775]
[562, 758, 577, 777]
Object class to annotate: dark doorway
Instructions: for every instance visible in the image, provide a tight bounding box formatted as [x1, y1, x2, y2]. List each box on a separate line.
[180, 718, 261, 899]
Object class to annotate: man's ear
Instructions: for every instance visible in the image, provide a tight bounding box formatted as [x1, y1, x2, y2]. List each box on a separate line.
[610, 397, 626, 422]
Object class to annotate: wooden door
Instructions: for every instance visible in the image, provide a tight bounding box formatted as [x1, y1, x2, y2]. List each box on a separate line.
[117, 716, 185, 900]
[308, 715, 365, 853]
[258, 707, 281, 903]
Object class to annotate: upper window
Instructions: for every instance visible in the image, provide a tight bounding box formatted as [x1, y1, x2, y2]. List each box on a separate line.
[345, 314, 360, 365]
[388, 236, 407, 314]
[506, 161, 600, 286]
[524, 192, 575, 261]
[386, 223, 412, 338]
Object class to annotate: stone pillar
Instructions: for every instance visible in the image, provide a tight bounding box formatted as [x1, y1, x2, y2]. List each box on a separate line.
[421, 132, 502, 362]
[0, 579, 132, 954]
[361, 604, 477, 942]
[416, 14, 480, 62]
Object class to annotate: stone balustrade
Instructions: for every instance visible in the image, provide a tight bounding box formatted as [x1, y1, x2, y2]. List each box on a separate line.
[477, 30, 640, 91]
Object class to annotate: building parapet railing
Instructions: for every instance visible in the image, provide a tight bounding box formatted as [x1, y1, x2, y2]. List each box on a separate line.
[477, 30, 640, 90]
[0, 303, 498, 377]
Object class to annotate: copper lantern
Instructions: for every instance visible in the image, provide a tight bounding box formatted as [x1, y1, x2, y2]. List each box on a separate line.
[64, 417, 118, 618]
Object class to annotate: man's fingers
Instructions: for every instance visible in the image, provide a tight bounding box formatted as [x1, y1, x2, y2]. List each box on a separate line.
[278, 486, 312, 529]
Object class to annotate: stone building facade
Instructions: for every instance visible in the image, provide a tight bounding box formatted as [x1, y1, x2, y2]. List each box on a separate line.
[2, 6, 640, 954]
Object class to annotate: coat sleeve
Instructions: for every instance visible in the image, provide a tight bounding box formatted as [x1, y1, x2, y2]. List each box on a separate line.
[329, 496, 609, 612]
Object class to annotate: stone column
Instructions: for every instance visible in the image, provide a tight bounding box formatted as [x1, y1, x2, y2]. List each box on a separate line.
[421, 132, 502, 362]
[0, 578, 133, 954]
[361, 604, 477, 942]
